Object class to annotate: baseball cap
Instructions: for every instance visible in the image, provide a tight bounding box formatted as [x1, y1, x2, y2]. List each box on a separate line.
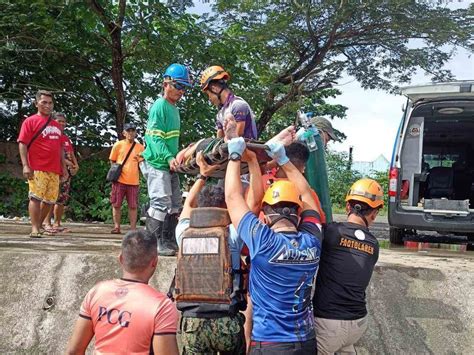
[123, 123, 137, 131]
[311, 116, 338, 141]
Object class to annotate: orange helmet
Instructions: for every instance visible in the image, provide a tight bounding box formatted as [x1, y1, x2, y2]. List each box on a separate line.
[262, 180, 303, 211]
[345, 178, 384, 209]
[200, 66, 230, 91]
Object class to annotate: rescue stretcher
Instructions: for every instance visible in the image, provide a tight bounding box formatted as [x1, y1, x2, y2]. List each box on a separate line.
[174, 138, 273, 178]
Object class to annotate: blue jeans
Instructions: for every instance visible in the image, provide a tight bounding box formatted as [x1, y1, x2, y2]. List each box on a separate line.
[140, 160, 182, 221]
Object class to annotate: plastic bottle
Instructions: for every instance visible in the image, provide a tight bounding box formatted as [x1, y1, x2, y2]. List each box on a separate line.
[297, 111, 317, 152]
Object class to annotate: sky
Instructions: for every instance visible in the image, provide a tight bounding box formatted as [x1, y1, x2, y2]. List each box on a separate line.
[327, 0, 473, 162]
[190, 1, 473, 162]
[328, 47, 473, 163]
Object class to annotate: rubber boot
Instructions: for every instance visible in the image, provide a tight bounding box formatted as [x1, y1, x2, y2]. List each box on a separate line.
[146, 216, 175, 256]
[162, 213, 179, 253]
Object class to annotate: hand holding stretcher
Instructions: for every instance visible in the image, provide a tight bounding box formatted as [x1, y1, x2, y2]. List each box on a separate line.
[173, 138, 273, 178]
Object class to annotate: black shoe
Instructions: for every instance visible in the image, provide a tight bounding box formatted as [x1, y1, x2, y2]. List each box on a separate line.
[157, 238, 176, 256]
[146, 215, 176, 256]
[162, 213, 179, 253]
[145, 215, 163, 238]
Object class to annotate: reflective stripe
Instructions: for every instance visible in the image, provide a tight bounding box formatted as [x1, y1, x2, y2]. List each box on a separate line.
[166, 130, 180, 138]
[146, 129, 165, 137]
[349, 189, 383, 201]
[166, 132, 180, 139]
[145, 129, 180, 139]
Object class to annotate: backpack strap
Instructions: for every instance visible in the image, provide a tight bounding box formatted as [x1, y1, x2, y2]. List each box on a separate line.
[121, 141, 136, 166]
[27, 116, 52, 150]
[167, 274, 176, 302]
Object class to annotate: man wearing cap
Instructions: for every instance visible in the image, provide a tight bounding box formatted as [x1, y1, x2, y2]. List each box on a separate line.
[141, 63, 192, 256]
[109, 123, 144, 234]
[311, 116, 339, 148]
[200, 65, 258, 139]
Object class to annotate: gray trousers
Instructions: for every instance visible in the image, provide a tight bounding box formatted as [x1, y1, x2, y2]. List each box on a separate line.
[140, 160, 182, 222]
[316, 316, 368, 355]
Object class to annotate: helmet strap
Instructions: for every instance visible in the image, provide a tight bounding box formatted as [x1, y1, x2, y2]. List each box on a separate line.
[208, 82, 226, 106]
[265, 210, 299, 229]
[348, 204, 369, 228]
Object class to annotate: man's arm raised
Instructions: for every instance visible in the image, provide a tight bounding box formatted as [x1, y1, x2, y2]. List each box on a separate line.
[243, 149, 264, 215]
[265, 136, 317, 212]
[180, 152, 219, 220]
[223, 115, 251, 229]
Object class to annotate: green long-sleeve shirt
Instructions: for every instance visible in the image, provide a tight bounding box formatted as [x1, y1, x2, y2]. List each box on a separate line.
[142, 97, 180, 171]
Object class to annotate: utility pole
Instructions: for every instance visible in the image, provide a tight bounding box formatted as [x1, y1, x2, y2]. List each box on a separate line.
[348, 146, 353, 171]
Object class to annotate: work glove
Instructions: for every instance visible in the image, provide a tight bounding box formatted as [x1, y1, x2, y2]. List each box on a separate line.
[265, 141, 289, 166]
[228, 137, 246, 157]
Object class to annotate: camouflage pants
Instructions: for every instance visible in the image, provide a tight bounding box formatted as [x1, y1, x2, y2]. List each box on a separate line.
[181, 313, 246, 355]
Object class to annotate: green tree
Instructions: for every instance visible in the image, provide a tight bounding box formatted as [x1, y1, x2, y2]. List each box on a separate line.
[213, 0, 473, 131]
[0, 0, 219, 145]
[326, 150, 361, 208]
[370, 169, 389, 210]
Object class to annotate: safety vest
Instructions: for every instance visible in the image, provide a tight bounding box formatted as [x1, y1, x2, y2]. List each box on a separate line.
[169, 207, 248, 317]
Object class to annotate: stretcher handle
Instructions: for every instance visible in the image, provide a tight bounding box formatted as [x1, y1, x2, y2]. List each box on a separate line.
[219, 142, 269, 154]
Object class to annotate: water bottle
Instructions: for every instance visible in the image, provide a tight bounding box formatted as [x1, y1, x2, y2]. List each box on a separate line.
[305, 128, 317, 152]
[297, 111, 317, 152]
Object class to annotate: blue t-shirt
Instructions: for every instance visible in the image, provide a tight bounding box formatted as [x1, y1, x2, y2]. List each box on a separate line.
[237, 211, 322, 342]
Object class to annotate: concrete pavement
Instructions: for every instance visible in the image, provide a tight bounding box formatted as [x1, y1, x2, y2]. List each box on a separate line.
[0, 220, 472, 354]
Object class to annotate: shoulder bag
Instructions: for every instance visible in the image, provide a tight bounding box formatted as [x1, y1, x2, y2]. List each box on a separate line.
[27, 116, 52, 150]
[106, 141, 136, 183]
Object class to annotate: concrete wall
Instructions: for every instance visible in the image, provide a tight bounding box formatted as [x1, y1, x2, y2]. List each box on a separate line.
[0, 247, 473, 354]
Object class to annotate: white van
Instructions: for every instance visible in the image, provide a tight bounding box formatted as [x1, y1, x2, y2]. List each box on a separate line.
[388, 81, 474, 244]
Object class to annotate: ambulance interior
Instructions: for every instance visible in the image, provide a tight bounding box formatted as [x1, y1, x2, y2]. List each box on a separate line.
[399, 99, 474, 212]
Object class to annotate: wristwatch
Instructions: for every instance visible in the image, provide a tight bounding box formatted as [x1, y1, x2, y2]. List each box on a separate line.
[196, 174, 209, 181]
[229, 152, 242, 161]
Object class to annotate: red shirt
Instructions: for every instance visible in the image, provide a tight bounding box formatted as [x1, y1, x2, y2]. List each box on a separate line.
[17, 114, 62, 175]
[61, 134, 74, 155]
[80, 279, 178, 354]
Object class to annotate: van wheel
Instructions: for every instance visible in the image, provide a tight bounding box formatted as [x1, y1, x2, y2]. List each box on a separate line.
[389, 227, 404, 245]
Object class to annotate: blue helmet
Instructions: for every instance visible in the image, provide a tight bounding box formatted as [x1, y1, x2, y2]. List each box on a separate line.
[163, 63, 192, 87]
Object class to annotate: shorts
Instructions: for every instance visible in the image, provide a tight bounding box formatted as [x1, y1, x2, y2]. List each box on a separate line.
[316, 316, 368, 355]
[181, 313, 245, 354]
[110, 182, 139, 209]
[56, 175, 72, 205]
[28, 171, 60, 204]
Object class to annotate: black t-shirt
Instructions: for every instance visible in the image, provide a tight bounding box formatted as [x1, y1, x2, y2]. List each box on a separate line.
[313, 222, 379, 320]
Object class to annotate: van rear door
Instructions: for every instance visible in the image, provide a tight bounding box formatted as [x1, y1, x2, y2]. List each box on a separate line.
[401, 81, 474, 102]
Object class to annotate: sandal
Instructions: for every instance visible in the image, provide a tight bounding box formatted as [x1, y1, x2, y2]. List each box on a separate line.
[110, 227, 121, 234]
[44, 226, 59, 236]
[29, 232, 43, 238]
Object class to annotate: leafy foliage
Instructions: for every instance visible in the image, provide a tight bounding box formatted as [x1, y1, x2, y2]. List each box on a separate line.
[67, 159, 112, 221]
[213, 0, 473, 131]
[369, 169, 389, 211]
[1, 0, 471, 147]
[64, 159, 149, 222]
[326, 150, 361, 209]
[0, 172, 28, 217]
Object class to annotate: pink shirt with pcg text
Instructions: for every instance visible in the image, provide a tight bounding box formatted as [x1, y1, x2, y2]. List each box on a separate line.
[79, 278, 178, 354]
